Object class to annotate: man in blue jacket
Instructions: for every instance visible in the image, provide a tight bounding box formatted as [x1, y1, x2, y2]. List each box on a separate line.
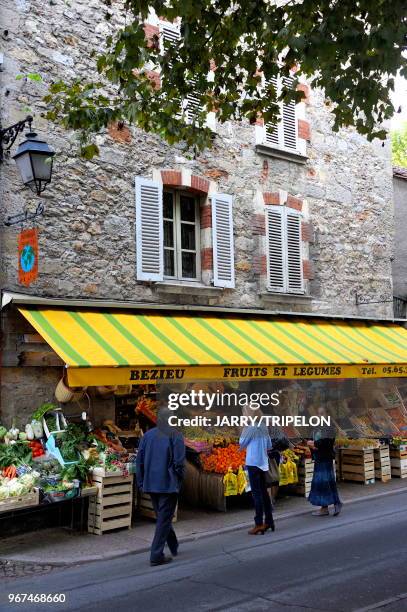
[136, 406, 186, 566]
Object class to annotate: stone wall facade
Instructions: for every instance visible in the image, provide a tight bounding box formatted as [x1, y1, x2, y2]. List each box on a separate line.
[0, 0, 397, 426]
[0, 0, 395, 318]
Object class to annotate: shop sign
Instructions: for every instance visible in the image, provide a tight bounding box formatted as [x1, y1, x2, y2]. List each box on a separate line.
[67, 363, 407, 386]
[18, 228, 39, 286]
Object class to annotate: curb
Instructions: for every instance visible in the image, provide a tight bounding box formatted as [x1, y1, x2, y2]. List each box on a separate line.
[2, 485, 406, 567]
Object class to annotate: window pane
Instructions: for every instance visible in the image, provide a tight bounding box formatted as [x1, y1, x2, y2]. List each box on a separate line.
[164, 249, 175, 276]
[182, 252, 196, 278]
[180, 195, 196, 221]
[181, 223, 196, 250]
[163, 192, 174, 219]
[164, 220, 174, 247]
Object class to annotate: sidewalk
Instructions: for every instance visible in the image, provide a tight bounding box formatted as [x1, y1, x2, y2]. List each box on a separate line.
[1, 479, 406, 566]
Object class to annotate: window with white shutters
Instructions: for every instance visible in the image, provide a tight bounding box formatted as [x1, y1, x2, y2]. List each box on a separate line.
[159, 20, 213, 129]
[135, 177, 163, 281]
[211, 193, 235, 288]
[266, 206, 303, 294]
[259, 75, 300, 154]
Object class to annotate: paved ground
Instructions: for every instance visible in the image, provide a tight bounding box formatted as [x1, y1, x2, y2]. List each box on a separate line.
[1, 488, 407, 612]
[1, 479, 406, 566]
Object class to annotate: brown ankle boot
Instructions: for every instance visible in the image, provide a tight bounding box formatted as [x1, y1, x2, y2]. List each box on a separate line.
[248, 525, 265, 535]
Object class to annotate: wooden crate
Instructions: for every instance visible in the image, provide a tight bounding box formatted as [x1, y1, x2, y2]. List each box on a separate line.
[88, 474, 133, 535]
[374, 446, 391, 482]
[390, 447, 407, 478]
[0, 488, 39, 514]
[289, 458, 314, 497]
[136, 492, 178, 522]
[340, 448, 375, 484]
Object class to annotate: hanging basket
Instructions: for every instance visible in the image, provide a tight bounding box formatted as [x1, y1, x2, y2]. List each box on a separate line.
[55, 378, 86, 403]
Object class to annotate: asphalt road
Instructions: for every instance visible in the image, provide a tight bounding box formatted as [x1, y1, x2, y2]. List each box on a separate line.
[1, 490, 407, 612]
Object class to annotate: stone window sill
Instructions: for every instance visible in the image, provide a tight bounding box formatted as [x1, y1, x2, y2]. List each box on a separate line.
[255, 144, 308, 164]
[259, 292, 313, 306]
[154, 281, 223, 296]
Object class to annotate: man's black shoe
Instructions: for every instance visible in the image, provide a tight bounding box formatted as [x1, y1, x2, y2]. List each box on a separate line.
[150, 556, 173, 567]
[169, 547, 178, 557]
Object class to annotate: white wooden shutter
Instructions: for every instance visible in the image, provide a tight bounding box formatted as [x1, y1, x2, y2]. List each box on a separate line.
[160, 21, 181, 56]
[266, 206, 285, 292]
[184, 78, 202, 124]
[135, 177, 163, 281]
[264, 76, 281, 147]
[282, 76, 298, 151]
[286, 209, 303, 293]
[211, 193, 235, 288]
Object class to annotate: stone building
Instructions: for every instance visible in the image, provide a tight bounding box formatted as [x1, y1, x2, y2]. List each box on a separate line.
[0, 0, 398, 426]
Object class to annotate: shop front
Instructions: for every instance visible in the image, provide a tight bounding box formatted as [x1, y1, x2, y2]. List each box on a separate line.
[1, 293, 407, 528]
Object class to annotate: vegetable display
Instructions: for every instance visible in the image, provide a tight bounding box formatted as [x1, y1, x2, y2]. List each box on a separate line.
[0, 470, 39, 500]
[0, 402, 137, 507]
[31, 403, 59, 422]
[0, 442, 33, 468]
[391, 437, 407, 448]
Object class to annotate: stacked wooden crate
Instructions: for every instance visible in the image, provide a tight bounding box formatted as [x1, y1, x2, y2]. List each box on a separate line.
[339, 448, 375, 485]
[390, 446, 407, 478]
[292, 458, 314, 497]
[374, 446, 391, 482]
[88, 474, 133, 535]
[137, 491, 178, 521]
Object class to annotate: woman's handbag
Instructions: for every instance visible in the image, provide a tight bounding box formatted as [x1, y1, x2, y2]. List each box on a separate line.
[265, 457, 280, 487]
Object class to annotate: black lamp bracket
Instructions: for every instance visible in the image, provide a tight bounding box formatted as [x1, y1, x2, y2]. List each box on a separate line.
[4, 202, 45, 227]
[0, 115, 33, 162]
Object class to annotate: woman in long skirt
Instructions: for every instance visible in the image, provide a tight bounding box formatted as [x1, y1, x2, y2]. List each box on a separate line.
[308, 422, 342, 516]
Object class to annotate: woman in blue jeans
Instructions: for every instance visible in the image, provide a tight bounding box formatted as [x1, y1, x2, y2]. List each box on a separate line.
[240, 412, 274, 535]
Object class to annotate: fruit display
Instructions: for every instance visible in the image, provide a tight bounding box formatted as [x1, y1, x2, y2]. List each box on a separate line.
[335, 437, 380, 449]
[92, 428, 126, 453]
[181, 426, 238, 450]
[135, 397, 157, 423]
[201, 444, 246, 474]
[292, 444, 312, 459]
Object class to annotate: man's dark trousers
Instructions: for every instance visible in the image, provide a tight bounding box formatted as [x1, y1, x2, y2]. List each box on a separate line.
[149, 493, 178, 562]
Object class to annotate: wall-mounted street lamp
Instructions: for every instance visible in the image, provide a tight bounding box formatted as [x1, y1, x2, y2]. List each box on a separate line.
[0, 115, 54, 196]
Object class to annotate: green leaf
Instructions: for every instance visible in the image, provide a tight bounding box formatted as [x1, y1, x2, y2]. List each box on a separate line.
[80, 143, 100, 159]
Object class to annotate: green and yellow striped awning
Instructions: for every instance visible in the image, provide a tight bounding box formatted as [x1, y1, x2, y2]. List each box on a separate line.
[18, 307, 407, 385]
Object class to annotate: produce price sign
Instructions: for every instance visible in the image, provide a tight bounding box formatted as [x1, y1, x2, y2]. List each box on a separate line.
[18, 228, 39, 286]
